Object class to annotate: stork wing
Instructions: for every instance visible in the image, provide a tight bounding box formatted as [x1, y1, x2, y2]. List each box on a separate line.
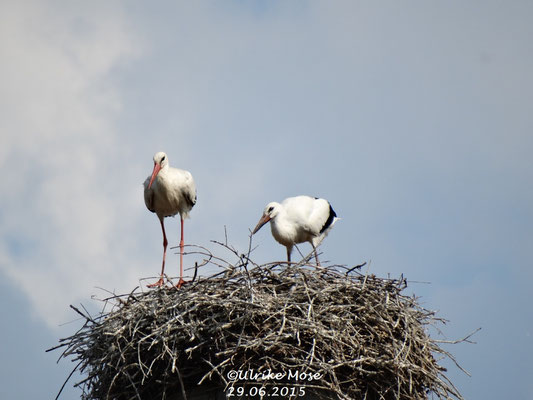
[182, 170, 197, 209]
[143, 177, 156, 213]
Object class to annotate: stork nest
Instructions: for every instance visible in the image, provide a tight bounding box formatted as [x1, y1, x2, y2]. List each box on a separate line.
[50, 242, 471, 400]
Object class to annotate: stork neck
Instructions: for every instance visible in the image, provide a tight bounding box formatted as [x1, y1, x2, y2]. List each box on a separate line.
[158, 163, 169, 175]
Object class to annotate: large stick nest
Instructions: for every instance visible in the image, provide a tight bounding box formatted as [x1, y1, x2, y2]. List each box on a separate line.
[50, 242, 468, 400]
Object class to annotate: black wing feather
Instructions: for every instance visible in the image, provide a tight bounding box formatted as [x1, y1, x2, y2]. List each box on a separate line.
[320, 203, 337, 234]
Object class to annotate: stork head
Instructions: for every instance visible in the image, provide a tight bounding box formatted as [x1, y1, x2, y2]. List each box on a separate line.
[252, 202, 280, 234]
[148, 152, 168, 189]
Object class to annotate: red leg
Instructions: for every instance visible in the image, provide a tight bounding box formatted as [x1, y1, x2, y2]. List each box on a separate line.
[148, 217, 167, 288]
[175, 217, 187, 288]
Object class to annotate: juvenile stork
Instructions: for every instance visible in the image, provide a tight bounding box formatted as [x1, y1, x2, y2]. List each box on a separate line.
[252, 195, 338, 265]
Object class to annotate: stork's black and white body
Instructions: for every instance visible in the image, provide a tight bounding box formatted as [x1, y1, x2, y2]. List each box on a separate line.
[144, 152, 196, 288]
[252, 195, 338, 265]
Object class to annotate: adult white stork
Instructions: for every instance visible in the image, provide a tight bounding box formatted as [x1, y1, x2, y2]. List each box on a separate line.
[252, 195, 338, 265]
[144, 151, 196, 288]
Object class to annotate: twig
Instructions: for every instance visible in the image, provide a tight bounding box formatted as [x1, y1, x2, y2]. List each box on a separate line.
[49, 240, 470, 400]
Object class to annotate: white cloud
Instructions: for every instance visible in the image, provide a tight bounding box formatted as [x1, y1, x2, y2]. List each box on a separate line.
[0, 0, 143, 328]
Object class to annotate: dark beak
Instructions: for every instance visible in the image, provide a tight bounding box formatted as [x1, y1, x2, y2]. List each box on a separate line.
[252, 214, 271, 234]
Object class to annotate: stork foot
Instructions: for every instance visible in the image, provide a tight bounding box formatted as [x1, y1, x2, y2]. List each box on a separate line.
[174, 278, 188, 289]
[147, 277, 166, 288]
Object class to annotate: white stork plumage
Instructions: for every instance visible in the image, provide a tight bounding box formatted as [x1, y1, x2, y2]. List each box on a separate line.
[252, 195, 338, 265]
[144, 151, 196, 288]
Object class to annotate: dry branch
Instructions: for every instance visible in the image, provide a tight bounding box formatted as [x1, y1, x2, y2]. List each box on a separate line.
[49, 241, 469, 400]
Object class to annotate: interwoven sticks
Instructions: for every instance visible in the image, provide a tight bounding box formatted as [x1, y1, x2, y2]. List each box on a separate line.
[50, 245, 468, 400]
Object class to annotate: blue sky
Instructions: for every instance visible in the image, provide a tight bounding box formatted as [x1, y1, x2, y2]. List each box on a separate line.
[1, 1, 532, 399]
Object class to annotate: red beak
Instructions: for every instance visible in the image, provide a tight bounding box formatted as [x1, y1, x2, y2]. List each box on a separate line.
[252, 214, 271, 234]
[148, 163, 161, 189]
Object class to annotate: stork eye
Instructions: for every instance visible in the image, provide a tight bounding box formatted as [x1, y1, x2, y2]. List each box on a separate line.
[268, 206, 274, 213]
[161, 156, 166, 161]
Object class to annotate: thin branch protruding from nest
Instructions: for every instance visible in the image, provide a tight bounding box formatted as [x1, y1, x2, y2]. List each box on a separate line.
[49, 241, 474, 400]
